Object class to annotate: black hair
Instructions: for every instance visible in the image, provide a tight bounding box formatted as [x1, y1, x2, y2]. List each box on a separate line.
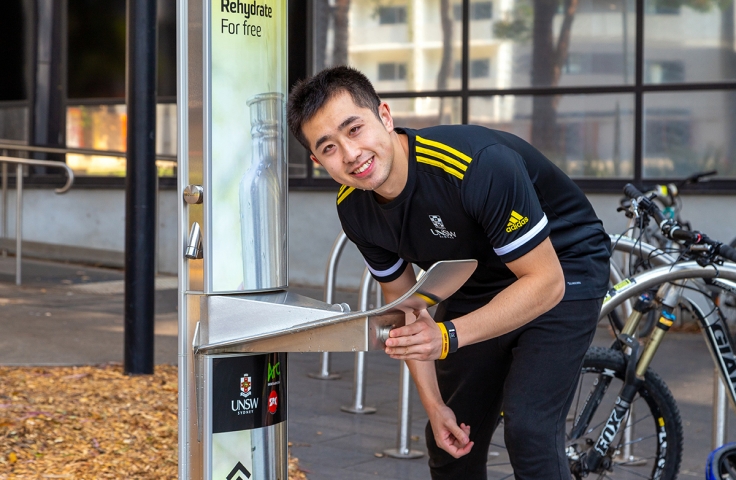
[287, 66, 381, 152]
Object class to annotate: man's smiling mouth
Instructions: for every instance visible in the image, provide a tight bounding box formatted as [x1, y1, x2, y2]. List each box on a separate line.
[352, 158, 373, 175]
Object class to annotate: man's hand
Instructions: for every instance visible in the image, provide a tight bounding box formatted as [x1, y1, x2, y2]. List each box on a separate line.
[428, 404, 473, 458]
[384, 310, 443, 361]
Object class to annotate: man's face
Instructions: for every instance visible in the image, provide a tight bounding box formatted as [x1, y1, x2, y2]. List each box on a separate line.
[302, 91, 396, 192]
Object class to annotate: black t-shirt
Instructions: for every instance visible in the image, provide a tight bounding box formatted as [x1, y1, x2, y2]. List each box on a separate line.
[337, 125, 611, 314]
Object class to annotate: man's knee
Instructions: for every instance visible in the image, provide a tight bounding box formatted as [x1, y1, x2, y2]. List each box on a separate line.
[503, 413, 554, 452]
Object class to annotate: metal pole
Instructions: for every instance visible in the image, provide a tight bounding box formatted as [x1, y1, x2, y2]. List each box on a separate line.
[341, 269, 377, 414]
[124, 0, 157, 375]
[2, 159, 7, 257]
[384, 360, 424, 458]
[309, 231, 349, 380]
[713, 369, 728, 449]
[15, 164, 22, 286]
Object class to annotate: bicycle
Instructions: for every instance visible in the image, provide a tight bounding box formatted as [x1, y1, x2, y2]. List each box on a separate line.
[566, 184, 736, 479]
[608, 170, 720, 336]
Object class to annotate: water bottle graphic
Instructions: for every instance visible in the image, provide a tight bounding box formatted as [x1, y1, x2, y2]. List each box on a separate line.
[239, 92, 287, 291]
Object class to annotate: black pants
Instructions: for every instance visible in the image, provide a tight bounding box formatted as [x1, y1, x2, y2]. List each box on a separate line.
[427, 298, 602, 480]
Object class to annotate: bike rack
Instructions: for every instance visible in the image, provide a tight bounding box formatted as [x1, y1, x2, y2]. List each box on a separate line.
[338, 266, 425, 457]
[0, 154, 75, 285]
[384, 360, 424, 459]
[309, 230, 349, 380]
[340, 268, 379, 414]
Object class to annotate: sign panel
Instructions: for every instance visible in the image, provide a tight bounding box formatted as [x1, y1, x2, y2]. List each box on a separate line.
[209, 0, 288, 292]
[210, 353, 287, 479]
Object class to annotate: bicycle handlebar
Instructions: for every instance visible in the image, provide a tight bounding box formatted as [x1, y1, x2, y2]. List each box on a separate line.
[623, 183, 667, 226]
[718, 243, 736, 263]
[623, 183, 736, 263]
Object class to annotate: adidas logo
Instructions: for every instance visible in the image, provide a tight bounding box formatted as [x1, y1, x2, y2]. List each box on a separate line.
[505, 210, 529, 233]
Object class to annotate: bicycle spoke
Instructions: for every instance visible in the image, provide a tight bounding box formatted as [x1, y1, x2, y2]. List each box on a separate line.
[608, 465, 653, 479]
[619, 432, 656, 447]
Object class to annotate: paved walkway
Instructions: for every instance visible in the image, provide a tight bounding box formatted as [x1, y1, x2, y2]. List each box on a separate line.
[0, 256, 733, 478]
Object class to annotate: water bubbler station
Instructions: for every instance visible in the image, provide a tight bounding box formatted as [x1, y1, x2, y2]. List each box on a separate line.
[176, 2, 476, 478]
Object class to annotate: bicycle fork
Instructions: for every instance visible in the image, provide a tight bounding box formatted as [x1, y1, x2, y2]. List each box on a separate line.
[573, 282, 684, 477]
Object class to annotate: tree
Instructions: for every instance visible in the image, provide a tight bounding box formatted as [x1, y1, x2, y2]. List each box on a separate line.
[437, 0, 455, 124]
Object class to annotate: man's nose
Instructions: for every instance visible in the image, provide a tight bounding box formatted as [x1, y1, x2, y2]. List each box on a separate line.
[343, 139, 362, 162]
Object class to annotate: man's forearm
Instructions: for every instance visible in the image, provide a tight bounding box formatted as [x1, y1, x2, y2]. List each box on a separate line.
[454, 269, 563, 348]
[453, 237, 565, 348]
[406, 358, 443, 412]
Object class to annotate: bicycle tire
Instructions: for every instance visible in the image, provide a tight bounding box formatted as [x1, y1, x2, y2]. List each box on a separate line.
[567, 346, 683, 480]
[706, 442, 736, 480]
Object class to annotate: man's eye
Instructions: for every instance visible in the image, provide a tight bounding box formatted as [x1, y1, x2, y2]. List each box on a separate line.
[323, 145, 335, 154]
[350, 125, 361, 134]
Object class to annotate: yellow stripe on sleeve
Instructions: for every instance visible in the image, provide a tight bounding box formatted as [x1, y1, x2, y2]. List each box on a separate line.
[416, 135, 473, 164]
[416, 156, 464, 180]
[416, 146, 468, 172]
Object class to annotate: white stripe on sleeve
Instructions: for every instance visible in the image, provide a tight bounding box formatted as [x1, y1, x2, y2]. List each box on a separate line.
[365, 258, 406, 279]
[493, 214, 548, 257]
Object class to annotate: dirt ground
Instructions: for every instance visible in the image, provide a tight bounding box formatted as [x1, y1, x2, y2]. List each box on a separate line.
[0, 364, 307, 479]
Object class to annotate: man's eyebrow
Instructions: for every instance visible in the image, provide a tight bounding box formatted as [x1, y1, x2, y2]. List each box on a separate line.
[314, 115, 361, 151]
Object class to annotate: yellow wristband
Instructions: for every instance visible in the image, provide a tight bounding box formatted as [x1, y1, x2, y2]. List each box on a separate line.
[437, 322, 450, 360]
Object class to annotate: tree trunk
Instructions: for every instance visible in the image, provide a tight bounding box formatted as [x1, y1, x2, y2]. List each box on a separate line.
[332, 0, 351, 66]
[531, 0, 578, 168]
[438, 0, 453, 123]
[531, 0, 559, 159]
[314, 0, 330, 70]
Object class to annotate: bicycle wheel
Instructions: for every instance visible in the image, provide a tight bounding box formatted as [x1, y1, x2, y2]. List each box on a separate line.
[566, 346, 683, 480]
[706, 442, 736, 480]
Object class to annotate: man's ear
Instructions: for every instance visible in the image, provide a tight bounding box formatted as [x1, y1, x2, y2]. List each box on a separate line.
[309, 154, 321, 166]
[379, 102, 394, 132]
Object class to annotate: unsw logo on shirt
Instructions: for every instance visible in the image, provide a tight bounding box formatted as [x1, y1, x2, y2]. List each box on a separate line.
[429, 215, 456, 239]
[505, 210, 529, 233]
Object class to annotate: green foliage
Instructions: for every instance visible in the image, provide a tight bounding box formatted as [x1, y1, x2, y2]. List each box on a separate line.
[493, 0, 534, 42]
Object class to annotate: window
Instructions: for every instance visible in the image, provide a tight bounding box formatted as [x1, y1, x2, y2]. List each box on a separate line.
[564, 53, 625, 75]
[378, 63, 407, 81]
[301, 0, 736, 189]
[646, 61, 685, 84]
[378, 6, 407, 24]
[453, 59, 491, 78]
[646, 0, 681, 15]
[0, 0, 30, 101]
[470, 59, 490, 78]
[472, 2, 493, 19]
[645, 117, 690, 156]
[454, 2, 493, 20]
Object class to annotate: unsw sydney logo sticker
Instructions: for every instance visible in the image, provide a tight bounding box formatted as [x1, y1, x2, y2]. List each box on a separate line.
[428, 215, 456, 239]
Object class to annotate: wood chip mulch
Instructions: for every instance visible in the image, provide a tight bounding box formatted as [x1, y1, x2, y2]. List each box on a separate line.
[0, 364, 308, 479]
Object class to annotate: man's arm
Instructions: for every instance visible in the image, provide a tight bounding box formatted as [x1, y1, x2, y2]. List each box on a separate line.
[383, 236, 564, 360]
[380, 266, 474, 458]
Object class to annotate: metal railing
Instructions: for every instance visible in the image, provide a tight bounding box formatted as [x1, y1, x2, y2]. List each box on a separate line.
[0, 142, 177, 162]
[0, 142, 175, 281]
[0, 155, 75, 285]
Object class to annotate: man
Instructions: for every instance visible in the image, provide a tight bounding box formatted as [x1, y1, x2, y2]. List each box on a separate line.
[287, 66, 610, 479]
